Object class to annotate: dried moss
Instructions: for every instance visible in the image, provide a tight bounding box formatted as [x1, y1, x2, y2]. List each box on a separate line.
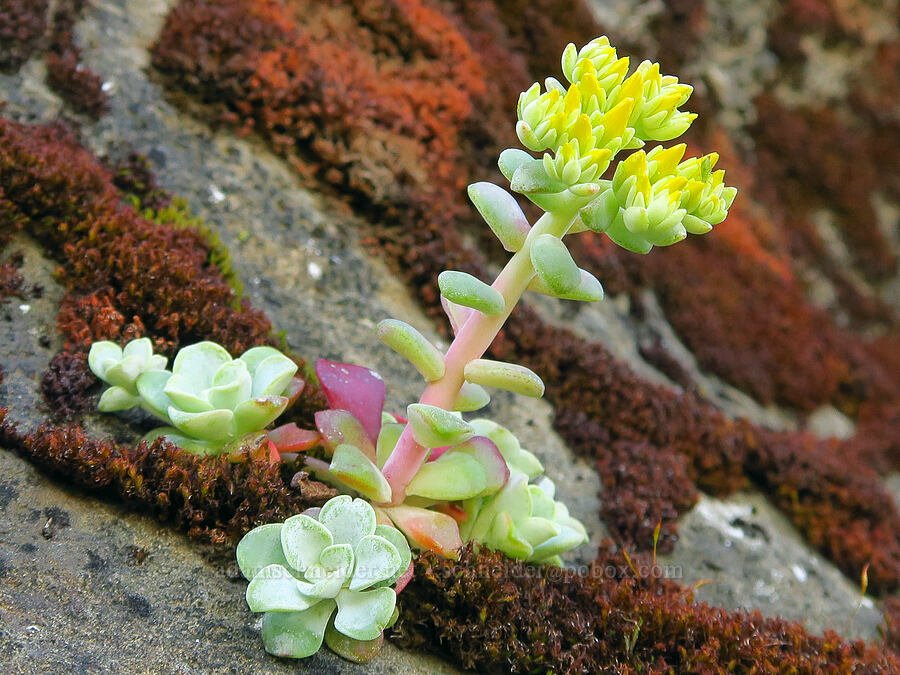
[0, 409, 333, 543]
[396, 545, 899, 673]
[0, 0, 49, 72]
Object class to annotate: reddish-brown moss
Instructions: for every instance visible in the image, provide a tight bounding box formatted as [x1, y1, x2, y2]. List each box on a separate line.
[0, 0, 49, 72]
[395, 545, 899, 673]
[0, 0, 108, 117]
[40, 350, 99, 417]
[44, 0, 109, 118]
[0, 117, 272, 361]
[0, 250, 24, 301]
[0, 409, 334, 543]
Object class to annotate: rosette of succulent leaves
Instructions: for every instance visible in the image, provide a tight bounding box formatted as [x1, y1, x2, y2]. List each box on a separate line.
[237, 496, 412, 662]
[88, 339, 306, 456]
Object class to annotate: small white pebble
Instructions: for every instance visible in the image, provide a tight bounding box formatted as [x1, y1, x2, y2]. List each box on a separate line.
[791, 564, 808, 583]
[18, 304, 30, 313]
[307, 262, 323, 280]
[208, 185, 225, 203]
[861, 597, 874, 608]
[101, 81, 114, 93]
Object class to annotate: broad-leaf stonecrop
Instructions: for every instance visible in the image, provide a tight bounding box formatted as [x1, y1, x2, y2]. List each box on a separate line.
[237, 496, 411, 662]
[88, 35, 735, 664]
[89, 339, 301, 454]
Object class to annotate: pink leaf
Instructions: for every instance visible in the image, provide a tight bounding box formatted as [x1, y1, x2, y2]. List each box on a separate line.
[316, 359, 385, 443]
[393, 561, 414, 593]
[267, 440, 280, 466]
[382, 505, 462, 559]
[267, 423, 321, 453]
[315, 409, 376, 462]
[284, 376, 306, 407]
[441, 296, 473, 335]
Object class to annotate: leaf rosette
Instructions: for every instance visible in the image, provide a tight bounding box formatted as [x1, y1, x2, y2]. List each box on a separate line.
[237, 496, 411, 661]
[89, 339, 300, 454]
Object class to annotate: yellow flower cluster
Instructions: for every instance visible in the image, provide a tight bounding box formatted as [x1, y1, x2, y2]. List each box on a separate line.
[516, 37, 697, 187]
[583, 143, 737, 253]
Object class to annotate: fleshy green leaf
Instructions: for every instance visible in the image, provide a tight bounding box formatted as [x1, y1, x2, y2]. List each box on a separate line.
[438, 271, 505, 316]
[468, 182, 531, 252]
[333, 588, 397, 641]
[319, 496, 377, 548]
[375, 422, 404, 469]
[464, 359, 545, 398]
[488, 511, 534, 559]
[135, 370, 173, 421]
[451, 381, 491, 412]
[207, 360, 252, 411]
[98, 386, 141, 412]
[531, 526, 588, 560]
[530, 234, 581, 295]
[88, 341, 122, 380]
[445, 436, 509, 496]
[406, 404, 474, 448]
[171, 341, 232, 389]
[103, 356, 145, 391]
[237, 523, 291, 580]
[498, 148, 533, 182]
[299, 544, 354, 598]
[122, 337, 152, 360]
[249, 354, 298, 397]
[329, 444, 392, 503]
[261, 601, 335, 659]
[376, 319, 445, 382]
[468, 418, 544, 479]
[517, 516, 561, 547]
[527, 268, 604, 302]
[141, 427, 223, 455]
[281, 514, 333, 573]
[348, 535, 402, 591]
[510, 158, 566, 195]
[163, 373, 214, 413]
[579, 187, 618, 233]
[246, 564, 319, 612]
[238, 346, 285, 372]
[406, 451, 487, 501]
[372, 525, 412, 588]
[232, 395, 289, 436]
[324, 621, 384, 663]
[167, 406, 234, 441]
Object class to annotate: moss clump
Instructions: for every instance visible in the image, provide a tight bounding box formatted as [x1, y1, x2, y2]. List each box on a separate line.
[396, 545, 899, 673]
[0, 409, 334, 543]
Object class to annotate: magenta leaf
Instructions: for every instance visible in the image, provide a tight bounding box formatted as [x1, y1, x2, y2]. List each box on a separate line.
[316, 359, 385, 443]
[315, 409, 376, 461]
[267, 423, 321, 453]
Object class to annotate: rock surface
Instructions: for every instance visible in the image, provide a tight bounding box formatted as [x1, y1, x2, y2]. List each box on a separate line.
[0, 0, 894, 672]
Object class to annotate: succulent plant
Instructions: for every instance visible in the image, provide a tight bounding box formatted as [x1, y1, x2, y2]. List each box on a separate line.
[88, 339, 301, 454]
[236, 496, 411, 662]
[88, 337, 167, 412]
[293, 37, 735, 582]
[461, 471, 587, 565]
